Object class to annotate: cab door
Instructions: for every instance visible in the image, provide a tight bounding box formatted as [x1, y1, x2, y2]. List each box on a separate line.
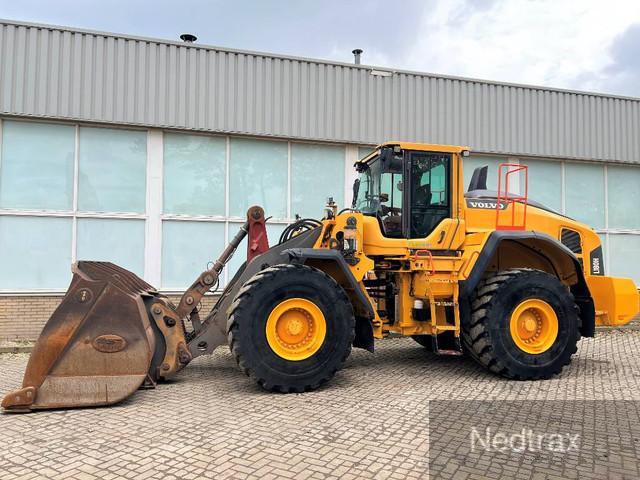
[405, 152, 451, 238]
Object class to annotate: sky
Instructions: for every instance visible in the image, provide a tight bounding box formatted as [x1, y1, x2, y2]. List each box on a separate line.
[1, 0, 640, 97]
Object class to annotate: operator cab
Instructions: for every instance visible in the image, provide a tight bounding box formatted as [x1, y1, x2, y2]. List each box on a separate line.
[353, 144, 452, 239]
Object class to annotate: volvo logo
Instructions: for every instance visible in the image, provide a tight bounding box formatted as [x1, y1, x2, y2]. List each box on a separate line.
[466, 199, 507, 210]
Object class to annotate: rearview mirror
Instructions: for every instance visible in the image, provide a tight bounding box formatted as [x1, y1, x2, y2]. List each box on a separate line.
[352, 179, 360, 208]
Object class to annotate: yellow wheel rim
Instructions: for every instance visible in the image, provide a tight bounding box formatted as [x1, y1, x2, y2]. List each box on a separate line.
[509, 299, 559, 354]
[265, 298, 327, 361]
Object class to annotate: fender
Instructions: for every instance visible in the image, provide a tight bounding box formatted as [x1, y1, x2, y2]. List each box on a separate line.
[283, 248, 376, 352]
[459, 230, 596, 337]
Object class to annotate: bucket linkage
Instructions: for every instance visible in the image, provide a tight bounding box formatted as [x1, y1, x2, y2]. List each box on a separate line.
[1, 206, 268, 412]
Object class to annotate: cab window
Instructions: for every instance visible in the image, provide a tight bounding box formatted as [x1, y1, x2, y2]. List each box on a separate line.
[353, 150, 404, 238]
[409, 153, 450, 238]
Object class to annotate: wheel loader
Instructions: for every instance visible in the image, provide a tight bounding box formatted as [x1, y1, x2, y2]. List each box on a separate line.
[3, 141, 639, 412]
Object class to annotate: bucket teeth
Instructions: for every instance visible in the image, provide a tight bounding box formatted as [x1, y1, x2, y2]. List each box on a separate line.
[1, 386, 36, 412]
[75, 261, 157, 294]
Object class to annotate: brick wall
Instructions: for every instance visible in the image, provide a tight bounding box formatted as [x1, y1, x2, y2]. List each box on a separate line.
[0, 294, 221, 341]
[0, 296, 63, 341]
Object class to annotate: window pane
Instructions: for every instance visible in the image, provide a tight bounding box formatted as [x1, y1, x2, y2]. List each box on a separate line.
[380, 173, 403, 208]
[609, 234, 640, 283]
[598, 233, 608, 271]
[164, 133, 225, 216]
[78, 127, 147, 213]
[359, 146, 375, 160]
[225, 222, 286, 285]
[463, 156, 505, 192]
[77, 219, 145, 277]
[607, 165, 640, 229]
[0, 216, 72, 289]
[0, 121, 75, 210]
[520, 159, 562, 212]
[291, 143, 345, 218]
[565, 162, 605, 229]
[161, 221, 225, 289]
[229, 138, 287, 218]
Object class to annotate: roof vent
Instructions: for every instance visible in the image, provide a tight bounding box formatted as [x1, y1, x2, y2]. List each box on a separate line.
[180, 33, 197, 43]
[352, 48, 363, 65]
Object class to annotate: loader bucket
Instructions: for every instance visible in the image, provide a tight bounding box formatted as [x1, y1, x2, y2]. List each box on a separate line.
[1, 261, 173, 412]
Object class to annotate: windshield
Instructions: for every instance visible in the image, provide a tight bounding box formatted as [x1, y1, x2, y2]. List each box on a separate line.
[353, 153, 404, 237]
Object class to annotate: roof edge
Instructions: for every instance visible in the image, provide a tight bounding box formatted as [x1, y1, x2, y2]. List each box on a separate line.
[2, 17, 640, 103]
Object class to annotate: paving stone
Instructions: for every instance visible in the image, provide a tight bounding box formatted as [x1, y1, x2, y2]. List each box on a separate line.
[0, 331, 639, 479]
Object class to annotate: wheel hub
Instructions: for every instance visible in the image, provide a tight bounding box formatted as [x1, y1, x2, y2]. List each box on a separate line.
[509, 299, 559, 354]
[266, 298, 327, 361]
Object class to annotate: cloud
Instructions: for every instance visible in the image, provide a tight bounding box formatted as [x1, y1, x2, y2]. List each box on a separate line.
[593, 23, 640, 96]
[357, 0, 640, 97]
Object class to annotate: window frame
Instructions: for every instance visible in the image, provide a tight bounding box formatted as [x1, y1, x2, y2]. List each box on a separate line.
[405, 150, 452, 239]
[0, 118, 149, 293]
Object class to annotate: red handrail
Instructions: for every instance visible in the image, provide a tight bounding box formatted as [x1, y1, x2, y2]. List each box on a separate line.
[496, 163, 528, 231]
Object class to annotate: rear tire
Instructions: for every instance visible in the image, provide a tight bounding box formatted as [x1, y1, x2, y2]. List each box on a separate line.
[462, 268, 580, 380]
[228, 264, 354, 392]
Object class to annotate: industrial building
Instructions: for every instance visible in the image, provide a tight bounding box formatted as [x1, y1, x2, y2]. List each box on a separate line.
[0, 19, 638, 340]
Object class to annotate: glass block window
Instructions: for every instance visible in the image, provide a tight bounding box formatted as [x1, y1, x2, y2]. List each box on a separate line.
[607, 165, 640, 229]
[0, 216, 72, 290]
[520, 159, 562, 212]
[359, 146, 375, 160]
[291, 143, 345, 218]
[164, 133, 226, 216]
[77, 218, 146, 277]
[78, 127, 147, 213]
[565, 162, 605, 229]
[0, 121, 149, 291]
[161, 221, 226, 289]
[160, 138, 349, 290]
[608, 234, 640, 283]
[229, 138, 288, 218]
[0, 121, 75, 210]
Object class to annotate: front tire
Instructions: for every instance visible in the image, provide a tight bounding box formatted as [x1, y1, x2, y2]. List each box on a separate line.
[228, 264, 355, 392]
[462, 268, 581, 380]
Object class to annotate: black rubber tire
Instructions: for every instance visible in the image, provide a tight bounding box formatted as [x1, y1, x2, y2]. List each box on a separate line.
[228, 264, 355, 393]
[462, 268, 581, 380]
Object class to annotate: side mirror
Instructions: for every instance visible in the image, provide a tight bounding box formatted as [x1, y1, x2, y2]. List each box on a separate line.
[352, 178, 360, 208]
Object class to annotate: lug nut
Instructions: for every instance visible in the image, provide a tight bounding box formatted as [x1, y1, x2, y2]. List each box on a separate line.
[153, 306, 162, 315]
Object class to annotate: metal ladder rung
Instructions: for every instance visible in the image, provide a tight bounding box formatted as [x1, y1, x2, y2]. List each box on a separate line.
[433, 325, 457, 331]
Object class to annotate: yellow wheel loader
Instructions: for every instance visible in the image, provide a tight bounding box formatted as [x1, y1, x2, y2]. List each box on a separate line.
[3, 142, 639, 411]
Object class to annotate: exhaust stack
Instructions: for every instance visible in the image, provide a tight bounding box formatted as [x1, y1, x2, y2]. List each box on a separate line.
[352, 48, 363, 65]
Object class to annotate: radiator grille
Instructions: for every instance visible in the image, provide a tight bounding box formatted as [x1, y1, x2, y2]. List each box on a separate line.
[560, 229, 582, 254]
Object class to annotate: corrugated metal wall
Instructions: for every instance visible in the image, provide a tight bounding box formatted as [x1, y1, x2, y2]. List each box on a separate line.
[1, 20, 639, 163]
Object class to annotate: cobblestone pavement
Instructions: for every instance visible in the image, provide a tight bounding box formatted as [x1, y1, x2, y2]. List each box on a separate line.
[1, 330, 640, 480]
